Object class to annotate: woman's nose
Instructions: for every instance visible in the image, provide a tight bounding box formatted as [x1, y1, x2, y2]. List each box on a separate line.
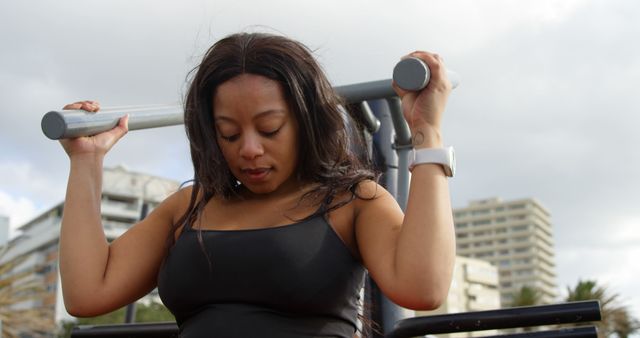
[239, 134, 264, 159]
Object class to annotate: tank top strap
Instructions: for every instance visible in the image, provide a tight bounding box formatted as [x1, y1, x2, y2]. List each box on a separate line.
[182, 206, 202, 232]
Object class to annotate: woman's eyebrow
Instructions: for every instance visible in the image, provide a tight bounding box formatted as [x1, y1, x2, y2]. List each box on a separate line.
[214, 109, 287, 122]
[252, 109, 287, 120]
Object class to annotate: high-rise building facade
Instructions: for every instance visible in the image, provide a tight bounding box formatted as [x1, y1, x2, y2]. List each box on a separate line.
[453, 197, 557, 306]
[0, 166, 180, 333]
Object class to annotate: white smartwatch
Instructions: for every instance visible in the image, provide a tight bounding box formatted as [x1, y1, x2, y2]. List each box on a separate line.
[409, 146, 456, 177]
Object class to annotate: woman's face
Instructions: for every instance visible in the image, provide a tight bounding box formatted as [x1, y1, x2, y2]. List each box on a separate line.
[213, 74, 300, 196]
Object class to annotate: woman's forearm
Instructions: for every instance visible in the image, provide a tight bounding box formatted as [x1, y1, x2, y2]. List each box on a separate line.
[59, 154, 110, 311]
[394, 162, 456, 308]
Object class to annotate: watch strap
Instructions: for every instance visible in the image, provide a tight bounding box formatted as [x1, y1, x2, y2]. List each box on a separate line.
[409, 146, 455, 177]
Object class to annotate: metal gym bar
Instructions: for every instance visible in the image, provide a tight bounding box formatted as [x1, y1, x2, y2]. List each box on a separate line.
[70, 301, 601, 337]
[387, 300, 601, 338]
[40, 58, 458, 140]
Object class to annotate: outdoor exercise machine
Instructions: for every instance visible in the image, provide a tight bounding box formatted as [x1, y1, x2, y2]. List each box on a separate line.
[42, 58, 602, 337]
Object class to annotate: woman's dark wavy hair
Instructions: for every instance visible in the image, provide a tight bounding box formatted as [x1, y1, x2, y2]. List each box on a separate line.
[167, 32, 378, 249]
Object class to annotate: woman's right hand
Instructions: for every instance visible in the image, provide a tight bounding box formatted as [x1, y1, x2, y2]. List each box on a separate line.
[59, 100, 129, 159]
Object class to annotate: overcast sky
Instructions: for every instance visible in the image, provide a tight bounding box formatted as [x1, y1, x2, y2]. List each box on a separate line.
[1, 0, 638, 323]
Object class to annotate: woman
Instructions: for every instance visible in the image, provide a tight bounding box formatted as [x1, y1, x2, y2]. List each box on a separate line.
[58, 32, 455, 337]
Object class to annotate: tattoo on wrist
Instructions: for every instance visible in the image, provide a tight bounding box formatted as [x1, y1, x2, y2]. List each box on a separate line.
[412, 131, 425, 146]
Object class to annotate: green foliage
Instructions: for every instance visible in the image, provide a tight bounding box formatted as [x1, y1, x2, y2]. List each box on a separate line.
[133, 301, 175, 322]
[57, 301, 175, 337]
[510, 285, 541, 307]
[610, 308, 640, 338]
[566, 279, 639, 338]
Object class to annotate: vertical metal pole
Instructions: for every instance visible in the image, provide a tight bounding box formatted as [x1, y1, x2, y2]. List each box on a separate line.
[367, 99, 409, 337]
[385, 97, 412, 210]
[124, 202, 148, 323]
[369, 99, 397, 198]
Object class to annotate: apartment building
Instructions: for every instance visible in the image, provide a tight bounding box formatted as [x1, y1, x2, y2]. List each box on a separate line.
[0, 165, 180, 332]
[417, 256, 501, 337]
[453, 198, 557, 306]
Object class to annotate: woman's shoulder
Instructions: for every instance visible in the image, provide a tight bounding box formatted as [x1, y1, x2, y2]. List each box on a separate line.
[351, 180, 400, 216]
[156, 184, 199, 224]
[353, 179, 389, 200]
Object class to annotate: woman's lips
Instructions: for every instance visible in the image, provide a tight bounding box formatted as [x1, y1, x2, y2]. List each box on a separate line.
[243, 168, 271, 181]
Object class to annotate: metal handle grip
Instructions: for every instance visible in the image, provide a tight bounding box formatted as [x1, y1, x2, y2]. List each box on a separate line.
[393, 57, 460, 91]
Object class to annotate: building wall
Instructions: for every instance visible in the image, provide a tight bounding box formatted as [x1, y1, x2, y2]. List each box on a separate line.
[1, 166, 180, 332]
[416, 256, 501, 337]
[453, 197, 557, 306]
[0, 215, 9, 247]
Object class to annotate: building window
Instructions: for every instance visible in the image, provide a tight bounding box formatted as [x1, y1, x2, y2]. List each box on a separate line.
[515, 269, 533, 276]
[47, 283, 57, 293]
[472, 219, 492, 226]
[512, 225, 529, 232]
[476, 252, 494, 258]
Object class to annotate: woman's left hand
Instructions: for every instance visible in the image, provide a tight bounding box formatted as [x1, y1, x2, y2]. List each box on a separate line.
[393, 51, 452, 147]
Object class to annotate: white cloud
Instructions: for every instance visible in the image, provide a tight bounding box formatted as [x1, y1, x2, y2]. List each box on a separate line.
[608, 217, 640, 244]
[0, 161, 65, 212]
[0, 191, 37, 238]
[556, 214, 640, 322]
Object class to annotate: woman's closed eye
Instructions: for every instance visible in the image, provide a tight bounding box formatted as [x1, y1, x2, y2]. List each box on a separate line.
[260, 128, 281, 138]
[220, 134, 240, 142]
[219, 128, 281, 142]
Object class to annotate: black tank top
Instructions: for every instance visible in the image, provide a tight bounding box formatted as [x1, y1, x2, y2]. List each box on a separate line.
[157, 214, 366, 338]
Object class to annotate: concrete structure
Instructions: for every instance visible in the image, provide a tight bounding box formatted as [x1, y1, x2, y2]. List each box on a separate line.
[0, 165, 180, 333]
[417, 256, 501, 337]
[453, 197, 557, 306]
[0, 215, 9, 247]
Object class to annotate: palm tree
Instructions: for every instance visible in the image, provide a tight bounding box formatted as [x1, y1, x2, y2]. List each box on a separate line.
[511, 285, 541, 307]
[610, 306, 640, 338]
[0, 245, 55, 337]
[565, 279, 639, 338]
